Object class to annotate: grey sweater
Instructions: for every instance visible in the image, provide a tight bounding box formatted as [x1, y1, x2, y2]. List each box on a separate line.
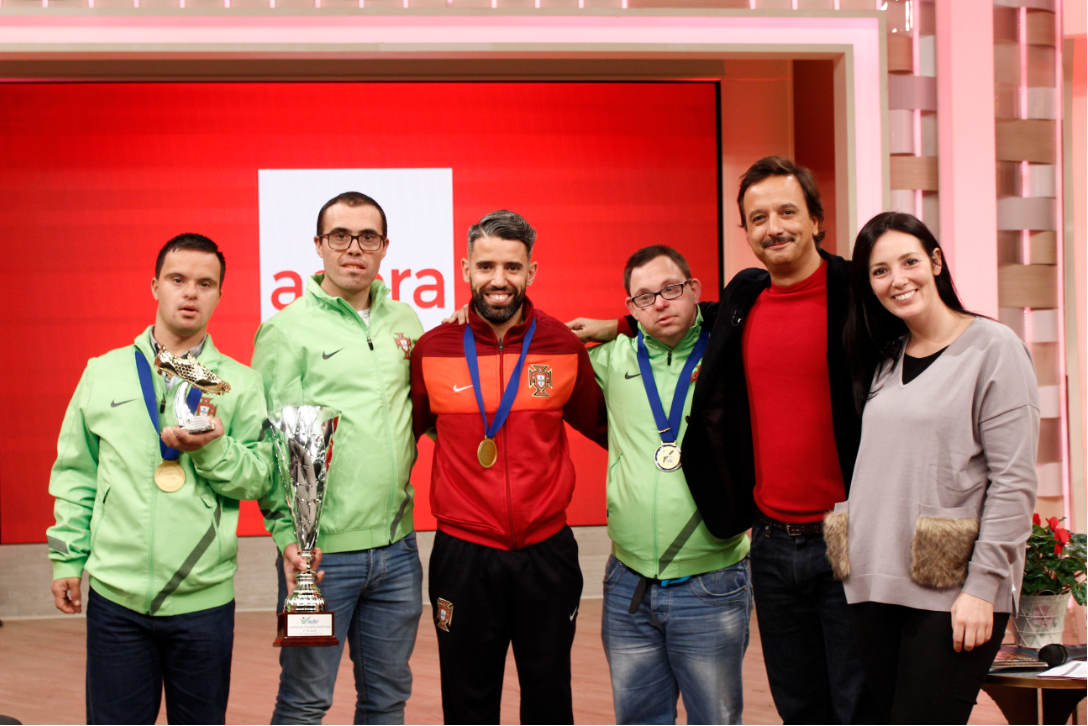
[827, 317, 1039, 614]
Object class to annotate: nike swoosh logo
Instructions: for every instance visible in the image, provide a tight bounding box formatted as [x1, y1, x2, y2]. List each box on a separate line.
[624, 372, 641, 379]
[570, 607, 579, 621]
[111, 399, 135, 408]
[322, 349, 344, 360]
[453, 384, 473, 393]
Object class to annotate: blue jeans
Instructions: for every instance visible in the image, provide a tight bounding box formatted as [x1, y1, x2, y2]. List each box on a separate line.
[749, 520, 882, 724]
[601, 555, 752, 725]
[85, 588, 234, 725]
[272, 532, 423, 725]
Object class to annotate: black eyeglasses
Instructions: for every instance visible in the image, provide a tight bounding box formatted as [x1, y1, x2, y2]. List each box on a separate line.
[629, 279, 692, 309]
[321, 230, 386, 252]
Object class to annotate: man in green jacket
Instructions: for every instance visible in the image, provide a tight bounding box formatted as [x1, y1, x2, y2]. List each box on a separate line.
[587, 245, 751, 725]
[253, 191, 424, 724]
[47, 233, 271, 725]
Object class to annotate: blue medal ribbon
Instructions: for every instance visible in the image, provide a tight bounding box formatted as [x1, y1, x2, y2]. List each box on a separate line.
[635, 327, 709, 447]
[135, 348, 202, 461]
[463, 318, 537, 441]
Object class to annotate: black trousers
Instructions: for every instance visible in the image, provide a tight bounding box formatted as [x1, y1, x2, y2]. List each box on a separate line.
[850, 601, 1010, 725]
[429, 527, 583, 725]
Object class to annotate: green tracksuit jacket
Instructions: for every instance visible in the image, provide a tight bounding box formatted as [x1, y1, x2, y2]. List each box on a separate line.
[47, 329, 272, 616]
[588, 313, 749, 579]
[253, 276, 423, 554]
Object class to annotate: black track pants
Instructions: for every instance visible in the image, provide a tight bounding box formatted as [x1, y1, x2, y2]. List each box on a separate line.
[851, 601, 1010, 724]
[428, 527, 583, 725]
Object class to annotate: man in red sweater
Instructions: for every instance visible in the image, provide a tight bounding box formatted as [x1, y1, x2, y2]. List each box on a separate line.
[410, 209, 606, 724]
[719, 159, 879, 724]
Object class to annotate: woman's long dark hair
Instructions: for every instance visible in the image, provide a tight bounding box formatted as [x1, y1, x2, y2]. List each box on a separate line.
[844, 212, 974, 414]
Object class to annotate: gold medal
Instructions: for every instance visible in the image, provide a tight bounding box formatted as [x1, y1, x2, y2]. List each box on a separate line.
[654, 443, 682, 472]
[154, 460, 186, 492]
[477, 438, 498, 468]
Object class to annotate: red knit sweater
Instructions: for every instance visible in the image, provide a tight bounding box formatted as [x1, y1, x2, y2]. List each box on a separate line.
[743, 263, 845, 523]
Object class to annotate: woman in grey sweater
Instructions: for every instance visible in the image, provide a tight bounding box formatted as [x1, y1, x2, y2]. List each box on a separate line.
[833, 212, 1039, 724]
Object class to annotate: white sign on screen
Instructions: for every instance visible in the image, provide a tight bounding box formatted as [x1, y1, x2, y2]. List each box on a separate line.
[258, 168, 455, 331]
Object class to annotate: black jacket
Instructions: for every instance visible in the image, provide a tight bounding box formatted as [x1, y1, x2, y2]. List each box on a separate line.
[681, 249, 862, 540]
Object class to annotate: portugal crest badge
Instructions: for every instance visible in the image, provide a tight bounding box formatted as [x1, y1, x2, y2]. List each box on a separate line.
[393, 333, 414, 359]
[691, 364, 702, 384]
[527, 364, 553, 397]
[436, 597, 454, 632]
[197, 397, 218, 418]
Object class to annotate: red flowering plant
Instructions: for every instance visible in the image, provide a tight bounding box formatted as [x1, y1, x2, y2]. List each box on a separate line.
[1022, 514, 1086, 606]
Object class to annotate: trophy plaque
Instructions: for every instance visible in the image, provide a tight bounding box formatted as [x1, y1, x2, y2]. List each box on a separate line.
[266, 405, 341, 647]
[154, 349, 231, 434]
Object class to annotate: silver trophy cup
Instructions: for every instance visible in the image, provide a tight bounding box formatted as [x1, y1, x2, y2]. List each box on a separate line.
[267, 405, 341, 646]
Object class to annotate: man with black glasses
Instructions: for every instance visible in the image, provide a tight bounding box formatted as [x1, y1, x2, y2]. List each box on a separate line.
[588, 245, 752, 725]
[254, 192, 424, 724]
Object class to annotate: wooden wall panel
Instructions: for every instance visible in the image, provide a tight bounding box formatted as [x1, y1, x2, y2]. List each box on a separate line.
[996, 118, 1058, 163]
[1033, 341, 1060, 385]
[998, 263, 1059, 308]
[1025, 9, 1056, 46]
[890, 155, 939, 190]
[996, 160, 1020, 197]
[1029, 230, 1058, 264]
[993, 6, 1019, 44]
[1027, 45, 1056, 87]
[888, 34, 913, 73]
[1037, 417, 1062, 462]
[994, 43, 1021, 85]
[998, 230, 1021, 264]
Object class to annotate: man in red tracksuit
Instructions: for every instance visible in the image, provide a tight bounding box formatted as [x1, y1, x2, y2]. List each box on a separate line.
[410, 209, 607, 724]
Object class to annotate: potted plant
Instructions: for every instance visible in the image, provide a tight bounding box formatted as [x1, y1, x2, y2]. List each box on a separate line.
[1011, 514, 1087, 649]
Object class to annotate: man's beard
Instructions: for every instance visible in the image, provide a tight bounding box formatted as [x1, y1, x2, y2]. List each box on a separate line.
[472, 284, 527, 325]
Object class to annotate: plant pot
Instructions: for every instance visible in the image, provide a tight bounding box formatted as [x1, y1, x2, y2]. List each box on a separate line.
[1012, 593, 1071, 649]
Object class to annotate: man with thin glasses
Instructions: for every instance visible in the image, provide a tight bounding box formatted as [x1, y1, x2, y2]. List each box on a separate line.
[254, 191, 425, 725]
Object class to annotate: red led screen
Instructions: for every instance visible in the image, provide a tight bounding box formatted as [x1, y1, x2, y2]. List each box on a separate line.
[0, 81, 720, 544]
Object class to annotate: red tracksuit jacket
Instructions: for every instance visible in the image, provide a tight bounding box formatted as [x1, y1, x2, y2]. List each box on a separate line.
[410, 299, 607, 550]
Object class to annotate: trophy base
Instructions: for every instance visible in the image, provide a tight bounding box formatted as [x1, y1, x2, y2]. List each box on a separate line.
[274, 611, 339, 647]
[183, 416, 214, 434]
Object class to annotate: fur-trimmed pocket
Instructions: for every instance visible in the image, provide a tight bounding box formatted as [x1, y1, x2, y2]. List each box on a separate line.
[909, 511, 979, 588]
[823, 507, 850, 580]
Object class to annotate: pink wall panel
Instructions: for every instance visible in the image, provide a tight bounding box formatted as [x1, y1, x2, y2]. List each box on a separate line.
[936, 0, 999, 318]
[1074, 36, 1086, 530]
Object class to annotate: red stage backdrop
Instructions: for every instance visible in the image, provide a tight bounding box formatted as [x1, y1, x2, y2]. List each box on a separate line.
[0, 81, 720, 544]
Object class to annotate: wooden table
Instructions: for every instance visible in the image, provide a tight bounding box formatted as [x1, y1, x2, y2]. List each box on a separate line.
[982, 671, 1086, 724]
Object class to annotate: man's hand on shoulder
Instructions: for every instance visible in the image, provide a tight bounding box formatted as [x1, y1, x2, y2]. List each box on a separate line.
[566, 318, 619, 344]
[161, 417, 225, 452]
[441, 304, 471, 326]
[51, 577, 82, 614]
